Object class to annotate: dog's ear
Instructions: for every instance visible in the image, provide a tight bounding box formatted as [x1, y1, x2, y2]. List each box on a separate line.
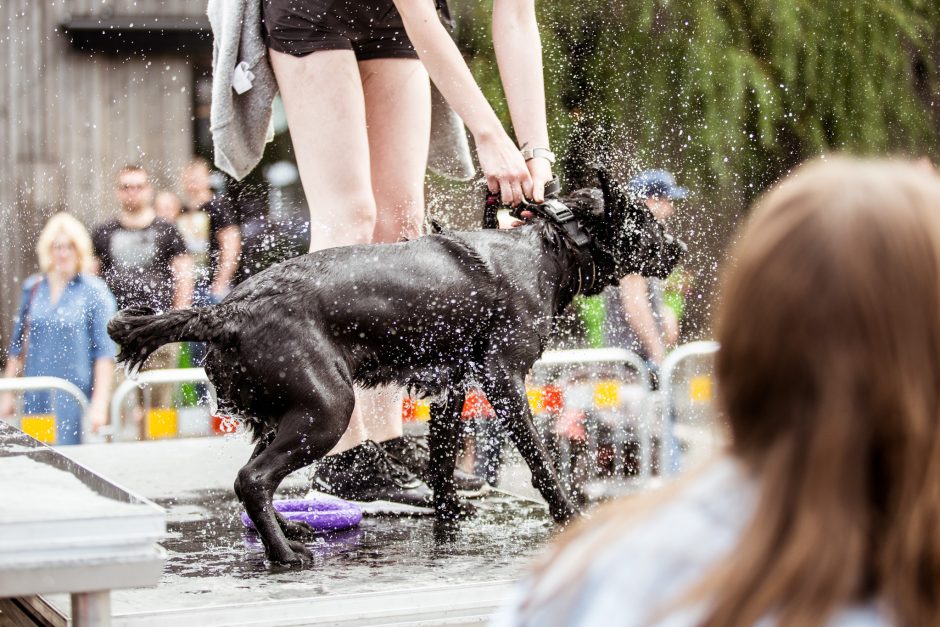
[560, 188, 605, 222]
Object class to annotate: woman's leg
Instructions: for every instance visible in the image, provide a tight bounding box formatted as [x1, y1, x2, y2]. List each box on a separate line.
[361, 58, 431, 244]
[269, 49, 378, 252]
[357, 57, 431, 443]
[269, 48, 374, 451]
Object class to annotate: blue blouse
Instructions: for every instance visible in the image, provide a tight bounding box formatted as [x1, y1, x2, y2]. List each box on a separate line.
[8, 273, 117, 444]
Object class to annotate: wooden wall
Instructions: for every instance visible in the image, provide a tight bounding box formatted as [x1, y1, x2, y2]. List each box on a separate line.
[0, 0, 208, 357]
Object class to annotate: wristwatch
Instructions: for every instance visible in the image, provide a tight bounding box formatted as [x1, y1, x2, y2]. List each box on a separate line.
[521, 147, 556, 164]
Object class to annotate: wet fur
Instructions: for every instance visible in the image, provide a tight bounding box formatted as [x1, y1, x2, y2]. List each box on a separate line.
[108, 176, 680, 566]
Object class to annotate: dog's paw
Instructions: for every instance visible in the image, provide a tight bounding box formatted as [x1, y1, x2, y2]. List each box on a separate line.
[435, 497, 476, 522]
[279, 518, 319, 541]
[267, 540, 313, 568]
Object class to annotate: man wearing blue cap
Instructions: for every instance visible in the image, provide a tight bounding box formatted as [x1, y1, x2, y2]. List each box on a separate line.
[604, 169, 688, 375]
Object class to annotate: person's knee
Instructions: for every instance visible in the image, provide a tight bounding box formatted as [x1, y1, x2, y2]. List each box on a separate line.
[344, 195, 379, 235]
[375, 191, 424, 243]
[309, 192, 378, 248]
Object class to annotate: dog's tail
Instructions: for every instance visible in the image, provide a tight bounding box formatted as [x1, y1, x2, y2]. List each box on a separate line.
[108, 305, 224, 373]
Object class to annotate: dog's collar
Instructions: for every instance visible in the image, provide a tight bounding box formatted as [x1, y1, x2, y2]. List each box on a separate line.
[534, 199, 592, 248]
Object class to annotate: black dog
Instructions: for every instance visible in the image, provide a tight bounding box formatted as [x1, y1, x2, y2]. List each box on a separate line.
[108, 172, 683, 565]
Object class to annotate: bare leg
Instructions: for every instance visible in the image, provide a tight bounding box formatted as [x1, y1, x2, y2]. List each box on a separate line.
[268, 48, 376, 252]
[354, 57, 431, 446]
[362, 57, 430, 245]
[270, 48, 376, 454]
[271, 52, 430, 454]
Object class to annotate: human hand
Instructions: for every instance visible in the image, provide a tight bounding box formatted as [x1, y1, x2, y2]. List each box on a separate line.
[526, 157, 553, 203]
[476, 132, 532, 207]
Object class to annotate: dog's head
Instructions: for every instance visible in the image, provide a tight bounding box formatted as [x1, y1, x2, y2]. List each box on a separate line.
[560, 170, 686, 294]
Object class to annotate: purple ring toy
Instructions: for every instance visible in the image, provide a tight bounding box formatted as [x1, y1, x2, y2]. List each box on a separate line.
[241, 495, 362, 533]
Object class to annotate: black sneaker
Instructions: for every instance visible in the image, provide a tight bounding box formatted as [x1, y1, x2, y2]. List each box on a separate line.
[310, 441, 433, 515]
[381, 435, 489, 496]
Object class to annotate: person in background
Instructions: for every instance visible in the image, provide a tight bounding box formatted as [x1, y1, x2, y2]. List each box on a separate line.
[154, 190, 184, 223]
[495, 157, 940, 627]
[603, 169, 687, 377]
[92, 165, 192, 434]
[93, 165, 193, 313]
[1, 213, 116, 445]
[180, 157, 242, 305]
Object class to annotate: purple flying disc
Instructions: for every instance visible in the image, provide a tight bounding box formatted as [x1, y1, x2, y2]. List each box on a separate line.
[241, 495, 362, 533]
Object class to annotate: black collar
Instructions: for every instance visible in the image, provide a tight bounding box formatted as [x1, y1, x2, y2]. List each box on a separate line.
[530, 199, 592, 249]
[529, 199, 599, 297]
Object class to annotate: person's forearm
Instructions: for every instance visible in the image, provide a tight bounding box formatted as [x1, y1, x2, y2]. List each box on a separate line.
[90, 358, 114, 411]
[492, 0, 549, 150]
[172, 255, 194, 309]
[212, 227, 241, 294]
[395, 0, 507, 142]
[621, 276, 665, 364]
[3, 356, 22, 379]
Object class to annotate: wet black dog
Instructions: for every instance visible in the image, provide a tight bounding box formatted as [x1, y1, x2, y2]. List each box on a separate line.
[108, 172, 683, 565]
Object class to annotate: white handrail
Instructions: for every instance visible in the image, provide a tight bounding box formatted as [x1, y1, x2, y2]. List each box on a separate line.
[0, 376, 91, 442]
[533, 347, 654, 483]
[110, 368, 218, 441]
[658, 341, 720, 476]
[537, 347, 651, 388]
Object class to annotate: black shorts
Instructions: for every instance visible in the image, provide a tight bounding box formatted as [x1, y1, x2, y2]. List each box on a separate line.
[262, 0, 420, 61]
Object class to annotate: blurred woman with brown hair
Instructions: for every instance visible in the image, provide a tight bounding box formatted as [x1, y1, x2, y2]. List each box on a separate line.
[495, 157, 940, 627]
[1, 213, 117, 445]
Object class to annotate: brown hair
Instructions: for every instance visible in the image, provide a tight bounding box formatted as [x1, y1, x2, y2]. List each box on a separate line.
[117, 163, 148, 180]
[705, 156, 940, 626]
[522, 157, 940, 626]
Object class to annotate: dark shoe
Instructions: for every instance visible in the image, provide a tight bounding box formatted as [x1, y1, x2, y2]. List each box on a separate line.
[310, 441, 433, 515]
[381, 435, 489, 496]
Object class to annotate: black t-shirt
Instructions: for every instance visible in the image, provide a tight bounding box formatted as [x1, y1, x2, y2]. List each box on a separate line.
[185, 195, 239, 287]
[92, 217, 187, 310]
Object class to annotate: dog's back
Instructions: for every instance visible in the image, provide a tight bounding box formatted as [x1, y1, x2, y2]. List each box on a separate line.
[207, 231, 552, 400]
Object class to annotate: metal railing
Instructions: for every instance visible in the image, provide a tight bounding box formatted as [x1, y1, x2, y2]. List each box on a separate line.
[532, 347, 655, 494]
[110, 368, 218, 442]
[657, 341, 720, 476]
[0, 376, 91, 443]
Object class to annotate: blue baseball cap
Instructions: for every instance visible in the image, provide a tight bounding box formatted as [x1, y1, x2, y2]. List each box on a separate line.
[628, 169, 689, 200]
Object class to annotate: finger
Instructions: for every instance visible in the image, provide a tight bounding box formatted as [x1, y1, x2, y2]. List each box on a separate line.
[500, 178, 514, 206]
[522, 175, 534, 202]
[531, 178, 546, 203]
[510, 180, 526, 207]
[487, 175, 499, 195]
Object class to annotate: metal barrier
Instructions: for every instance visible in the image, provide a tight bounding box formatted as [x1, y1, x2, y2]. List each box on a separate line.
[658, 341, 720, 476]
[530, 347, 655, 497]
[110, 368, 219, 442]
[0, 376, 91, 444]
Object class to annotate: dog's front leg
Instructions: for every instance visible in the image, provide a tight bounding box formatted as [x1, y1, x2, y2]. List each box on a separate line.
[428, 390, 473, 521]
[483, 371, 580, 523]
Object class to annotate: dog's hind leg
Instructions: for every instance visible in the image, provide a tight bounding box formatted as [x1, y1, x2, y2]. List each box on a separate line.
[428, 388, 474, 521]
[235, 429, 319, 542]
[482, 369, 580, 523]
[237, 390, 355, 566]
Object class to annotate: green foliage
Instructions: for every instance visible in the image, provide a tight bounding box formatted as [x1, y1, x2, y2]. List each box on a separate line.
[455, 0, 940, 194]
